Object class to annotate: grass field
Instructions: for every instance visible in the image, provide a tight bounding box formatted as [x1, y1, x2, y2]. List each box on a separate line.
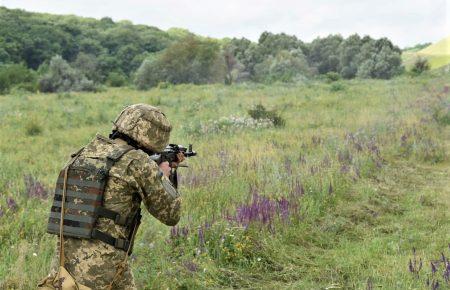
[0, 73, 449, 289]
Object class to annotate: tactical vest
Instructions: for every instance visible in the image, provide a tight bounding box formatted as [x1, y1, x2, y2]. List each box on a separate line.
[47, 142, 141, 254]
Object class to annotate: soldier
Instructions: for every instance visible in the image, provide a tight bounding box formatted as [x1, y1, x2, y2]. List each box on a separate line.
[38, 104, 183, 289]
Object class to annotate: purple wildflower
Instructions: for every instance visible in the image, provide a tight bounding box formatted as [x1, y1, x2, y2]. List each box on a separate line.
[340, 165, 350, 174]
[432, 280, 439, 290]
[6, 197, 17, 210]
[431, 262, 437, 274]
[170, 226, 179, 238]
[181, 226, 189, 237]
[444, 261, 450, 283]
[183, 261, 198, 272]
[443, 86, 449, 94]
[277, 198, 290, 222]
[198, 227, 205, 247]
[24, 175, 48, 199]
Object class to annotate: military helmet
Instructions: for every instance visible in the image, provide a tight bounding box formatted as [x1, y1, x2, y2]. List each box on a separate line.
[112, 104, 172, 152]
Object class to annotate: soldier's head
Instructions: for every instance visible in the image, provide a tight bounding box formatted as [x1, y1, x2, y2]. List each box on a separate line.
[111, 104, 172, 153]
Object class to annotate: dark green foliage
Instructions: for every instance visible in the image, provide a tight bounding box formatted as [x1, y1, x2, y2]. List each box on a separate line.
[325, 72, 341, 83]
[38, 55, 96, 92]
[411, 57, 430, 75]
[338, 34, 363, 79]
[0, 6, 405, 89]
[134, 56, 165, 90]
[330, 82, 345, 92]
[135, 36, 225, 89]
[25, 119, 43, 136]
[73, 53, 101, 83]
[248, 104, 285, 127]
[0, 7, 171, 77]
[403, 42, 432, 52]
[356, 38, 403, 79]
[307, 35, 343, 74]
[106, 71, 127, 87]
[254, 50, 310, 83]
[0, 63, 36, 93]
[258, 31, 305, 57]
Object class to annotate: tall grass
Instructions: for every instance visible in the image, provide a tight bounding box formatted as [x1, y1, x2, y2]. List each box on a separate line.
[0, 75, 449, 289]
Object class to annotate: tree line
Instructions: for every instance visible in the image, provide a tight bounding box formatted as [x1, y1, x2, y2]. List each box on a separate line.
[0, 6, 404, 93]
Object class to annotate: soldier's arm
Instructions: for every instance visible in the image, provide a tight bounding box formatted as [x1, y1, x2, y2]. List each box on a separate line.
[129, 156, 181, 226]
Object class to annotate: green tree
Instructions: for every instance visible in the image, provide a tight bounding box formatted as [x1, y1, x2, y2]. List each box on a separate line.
[307, 34, 343, 74]
[254, 49, 310, 83]
[338, 34, 362, 79]
[0, 63, 36, 93]
[38, 55, 95, 92]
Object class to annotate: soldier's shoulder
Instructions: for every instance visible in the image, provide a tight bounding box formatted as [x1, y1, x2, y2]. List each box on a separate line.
[123, 148, 150, 161]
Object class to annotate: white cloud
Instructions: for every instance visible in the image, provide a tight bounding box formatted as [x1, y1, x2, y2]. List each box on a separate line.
[0, 0, 447, 47]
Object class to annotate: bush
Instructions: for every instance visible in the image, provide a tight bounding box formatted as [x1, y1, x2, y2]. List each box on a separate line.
[248, 104, 285, 127]
[135, 36, 226, 89]
[25, 119, 43, 136]
[106, 71, 127, 87]
[330, 82, 345, 92]
[325, 72, 341, 83]
[411, 57, 430, 75]
[254, 49, 311, 83]
[38, 55, 97, 92]
[134, 57, 163, 90]
[0, 64, 37, 94]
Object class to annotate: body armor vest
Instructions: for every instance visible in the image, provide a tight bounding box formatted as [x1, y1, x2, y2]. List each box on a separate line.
[47, 141, 141, 254]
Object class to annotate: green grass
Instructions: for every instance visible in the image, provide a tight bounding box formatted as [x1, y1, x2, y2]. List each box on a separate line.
[0, 74, 449, 289]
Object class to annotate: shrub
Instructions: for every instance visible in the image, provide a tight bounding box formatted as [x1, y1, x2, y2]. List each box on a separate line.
[134, 57, 163, 90]
[106, 71, 127, 87]
[325, 72, 341, 83]
[38, 55, 97, 92]
[330, 82, 345, 92]
[411, 57, 430, 75]
[25, 119, 43, 136]
[248, 104, 285, 127]
[135, 36, 226, 89]
[0, 64, 37, 94]
[254, 49, 310, 83]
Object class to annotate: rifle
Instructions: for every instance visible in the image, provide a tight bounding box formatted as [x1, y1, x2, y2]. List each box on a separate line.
[149, 144, 197, 188]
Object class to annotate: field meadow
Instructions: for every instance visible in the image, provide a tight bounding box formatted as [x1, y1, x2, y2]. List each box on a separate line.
[0, 73, 449, 289]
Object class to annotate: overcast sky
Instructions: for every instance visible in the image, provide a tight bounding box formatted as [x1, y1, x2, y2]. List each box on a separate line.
[0, 0, 448, 48]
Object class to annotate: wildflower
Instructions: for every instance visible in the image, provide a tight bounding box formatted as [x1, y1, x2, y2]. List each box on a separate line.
[6, 197, 17, 210]
[431, 262, 437, 274]
[24, 175, 49, 199]
[183, 261, 198, 272]
[198, 227, 205, 247]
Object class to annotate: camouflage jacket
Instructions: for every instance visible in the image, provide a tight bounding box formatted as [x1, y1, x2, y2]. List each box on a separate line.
[44, 134, 181, 289]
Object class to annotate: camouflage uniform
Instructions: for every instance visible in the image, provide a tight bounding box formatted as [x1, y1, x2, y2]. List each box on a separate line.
[40, 104, 180, 289]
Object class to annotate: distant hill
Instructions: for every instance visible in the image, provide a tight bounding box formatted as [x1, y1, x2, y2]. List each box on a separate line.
[403, 36, 450, 70]
[419, 36, 450, 55]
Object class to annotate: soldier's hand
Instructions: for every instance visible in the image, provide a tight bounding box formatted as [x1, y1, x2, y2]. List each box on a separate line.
[171, 152, 185, 168]
[159, 161, 171, 177]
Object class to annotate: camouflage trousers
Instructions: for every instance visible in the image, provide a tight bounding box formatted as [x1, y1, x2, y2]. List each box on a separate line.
[40, 238, 136, 290]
